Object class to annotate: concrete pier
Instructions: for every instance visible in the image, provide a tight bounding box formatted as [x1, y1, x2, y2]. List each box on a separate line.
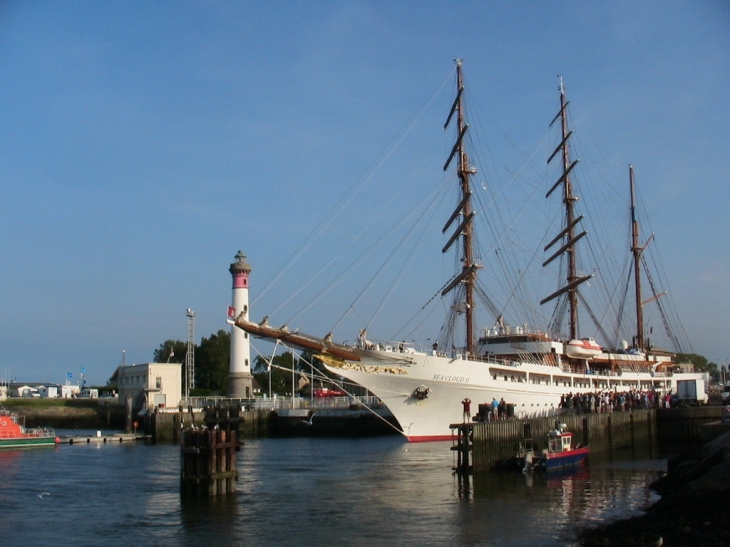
[60, 432, 149, 444]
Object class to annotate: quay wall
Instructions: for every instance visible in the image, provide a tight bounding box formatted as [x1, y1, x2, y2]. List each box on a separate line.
[151, 407, 399, 441]
[470, 406, 725, 472]
[655, 406, 723, 448]
[470, 410, 656, 472]
[151, 408, 271, 442]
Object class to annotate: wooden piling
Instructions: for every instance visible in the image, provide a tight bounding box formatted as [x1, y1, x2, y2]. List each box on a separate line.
[180, 429, 240, 496]
[450, 423, 473, 474]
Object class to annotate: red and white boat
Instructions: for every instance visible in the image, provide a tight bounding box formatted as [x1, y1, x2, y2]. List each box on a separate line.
[565, 338, 602, 359]
[521, 423, 590, 472]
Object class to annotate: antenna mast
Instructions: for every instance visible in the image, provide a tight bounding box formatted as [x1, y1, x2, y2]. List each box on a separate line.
[186, 308, 195, 400]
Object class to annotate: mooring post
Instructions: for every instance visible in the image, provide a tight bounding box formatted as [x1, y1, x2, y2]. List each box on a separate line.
[125, 395, 133, 434]
[180, 428, 240, 496]
[450, 423, 473, 474]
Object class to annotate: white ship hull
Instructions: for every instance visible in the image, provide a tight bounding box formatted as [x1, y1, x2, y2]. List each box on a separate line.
[323, 349, 704, 442]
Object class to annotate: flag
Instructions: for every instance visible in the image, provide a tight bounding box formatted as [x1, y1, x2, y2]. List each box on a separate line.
[227, 306, 236, 319]
[169, 348, 174, 357]
[67, 372, 73, 379]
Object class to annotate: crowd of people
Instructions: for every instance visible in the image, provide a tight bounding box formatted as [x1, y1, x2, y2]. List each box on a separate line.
[559, 388, 673, 414]
[462, 389, 675, 423]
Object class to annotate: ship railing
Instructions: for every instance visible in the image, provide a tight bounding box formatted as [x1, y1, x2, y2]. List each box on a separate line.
[182, 395, 381, 412]
[467, 354, 528, 368]
[479, 325, 552, 339]
[26, 427, 55, 437]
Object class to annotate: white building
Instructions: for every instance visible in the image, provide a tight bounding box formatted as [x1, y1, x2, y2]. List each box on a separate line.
[114, 363, 182, 410]
[38, 385, 59, 398]
[17, 385, 40, 398]
[60, 384, 80, 398]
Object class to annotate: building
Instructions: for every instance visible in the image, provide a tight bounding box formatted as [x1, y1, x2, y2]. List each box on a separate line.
[113, 363, 182, 410]
[38, 385, 59, 398]
[60, 384, 79, 398]
[15, 385, 40, 398]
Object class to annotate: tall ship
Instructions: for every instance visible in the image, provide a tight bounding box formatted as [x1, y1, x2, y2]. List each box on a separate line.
[236, 61, 705, 441]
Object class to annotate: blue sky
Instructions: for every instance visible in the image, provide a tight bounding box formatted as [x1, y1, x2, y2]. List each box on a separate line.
[1, 1, 728, 386]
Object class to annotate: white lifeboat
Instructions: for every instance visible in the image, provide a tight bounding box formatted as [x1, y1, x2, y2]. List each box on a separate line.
[565, 337, 602, 359]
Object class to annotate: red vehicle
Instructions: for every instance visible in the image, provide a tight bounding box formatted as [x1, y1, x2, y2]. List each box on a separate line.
[313, 388, 346, 398]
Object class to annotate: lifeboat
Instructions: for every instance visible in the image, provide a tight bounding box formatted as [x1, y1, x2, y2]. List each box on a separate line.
[0, 406, 59, 449]
[565, 337, 602, 359]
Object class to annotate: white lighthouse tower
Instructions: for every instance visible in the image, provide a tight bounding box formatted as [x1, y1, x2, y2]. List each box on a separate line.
[228, 250, 254, 398]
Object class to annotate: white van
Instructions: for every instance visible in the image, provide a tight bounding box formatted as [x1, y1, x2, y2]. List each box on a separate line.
[722, 382, 730, 405]
[79, 388, 99, 399]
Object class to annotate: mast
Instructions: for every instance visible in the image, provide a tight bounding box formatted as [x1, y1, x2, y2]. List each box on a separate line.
[542, 77, 591, 340]
[442, 59, 477, 356]
[630, 164, 645, 350]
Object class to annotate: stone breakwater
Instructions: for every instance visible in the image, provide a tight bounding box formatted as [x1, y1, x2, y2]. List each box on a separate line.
[578, 427, 730, 547]
[17, 403, 126, 429]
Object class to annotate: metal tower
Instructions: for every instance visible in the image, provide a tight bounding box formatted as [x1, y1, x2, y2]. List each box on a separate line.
[186, 308, 195, 400]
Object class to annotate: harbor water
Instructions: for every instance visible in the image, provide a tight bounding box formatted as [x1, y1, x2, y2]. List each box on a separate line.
[0, 433, 664, 547]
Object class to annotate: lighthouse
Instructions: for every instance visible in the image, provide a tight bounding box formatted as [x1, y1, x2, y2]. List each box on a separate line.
[228, 250, 254, 398]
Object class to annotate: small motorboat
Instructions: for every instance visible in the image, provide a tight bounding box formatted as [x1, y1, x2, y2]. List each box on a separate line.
[520, 423, 589, 472]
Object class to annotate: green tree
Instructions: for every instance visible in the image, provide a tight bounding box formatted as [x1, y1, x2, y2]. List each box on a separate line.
[153, 340, 187, 363]
[253, 351, 303, 396]
[676, 353, 720, 381]
[196, 330, 231, 393]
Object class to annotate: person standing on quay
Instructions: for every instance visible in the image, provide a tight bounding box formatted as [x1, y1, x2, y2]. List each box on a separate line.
[461, 398, 471, 422]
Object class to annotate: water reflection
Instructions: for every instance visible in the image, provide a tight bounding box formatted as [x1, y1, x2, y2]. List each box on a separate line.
[0, 435, 667, 547]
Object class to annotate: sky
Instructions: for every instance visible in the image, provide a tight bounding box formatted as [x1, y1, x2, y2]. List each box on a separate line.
[1, 1, 728, 386]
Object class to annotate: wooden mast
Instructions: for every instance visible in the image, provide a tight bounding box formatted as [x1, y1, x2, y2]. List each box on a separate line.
[442, 59, 477, 356]
[542, 77, 591, 340]
[629, 164, 645, 350]
[560, 81, 579, 340]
